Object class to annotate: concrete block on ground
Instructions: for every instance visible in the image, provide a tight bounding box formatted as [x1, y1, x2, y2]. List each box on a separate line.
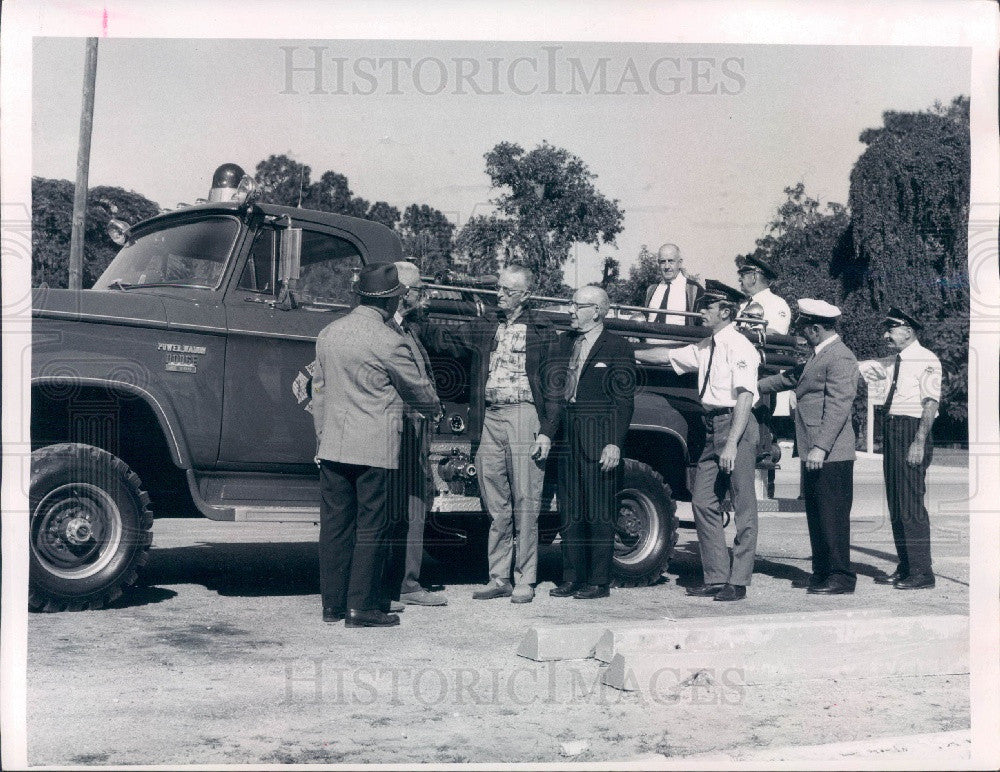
[594, 608, 890, 662]
[601, 614, 967, 690]
[516, 623, 607, 661]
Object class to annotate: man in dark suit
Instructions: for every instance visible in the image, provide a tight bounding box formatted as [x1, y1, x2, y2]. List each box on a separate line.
[758, 299, 859, 595]
[312, 263, 441, 628]
[550, 285, 636, 600]
[383, 261, 448, 607]
[643, 243, 705, 327]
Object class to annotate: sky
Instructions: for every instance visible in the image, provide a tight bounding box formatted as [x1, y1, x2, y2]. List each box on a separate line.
[32, 38, 970, 287]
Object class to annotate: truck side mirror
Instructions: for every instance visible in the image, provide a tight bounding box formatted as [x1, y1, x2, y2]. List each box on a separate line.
[274, 226, 302, 311]
[278, 227, 302, 283]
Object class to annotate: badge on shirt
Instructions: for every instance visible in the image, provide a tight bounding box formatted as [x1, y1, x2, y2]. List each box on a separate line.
[736, 360, 748, 369]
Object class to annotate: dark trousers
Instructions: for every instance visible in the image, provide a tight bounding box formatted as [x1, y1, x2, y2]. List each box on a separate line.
[319, 461, 391, 613]
[801, 459, 855, 581]
[883, 415, 933, 575]
[384, 419, 432, 600]
[557, 414, 621, 587]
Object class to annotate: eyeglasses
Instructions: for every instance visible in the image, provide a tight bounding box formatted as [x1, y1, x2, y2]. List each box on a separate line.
[498, 285, 526, 297]
[571, 302, 597, 311]
[737, 268, 759, 276]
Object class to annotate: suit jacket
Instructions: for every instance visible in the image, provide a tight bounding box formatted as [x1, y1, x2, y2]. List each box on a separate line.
[558, 328, 636, 462]
[418, 307, 562, 453]
[758, 336, 859, 463]
[313, 305, 440, 469]
[644, 277, 705, 326]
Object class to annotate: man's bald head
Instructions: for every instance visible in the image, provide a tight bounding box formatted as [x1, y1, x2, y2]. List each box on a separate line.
[570, 285, 610, 332]
[657, 243, 683, 281]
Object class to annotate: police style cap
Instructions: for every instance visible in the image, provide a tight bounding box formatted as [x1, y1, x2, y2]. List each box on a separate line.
[883, 306, 922, 331]
[737, 254, 778, 280]
[354, 263, 407, 297]
[795, 298, 841, 324]
[701, 279, 748, 305]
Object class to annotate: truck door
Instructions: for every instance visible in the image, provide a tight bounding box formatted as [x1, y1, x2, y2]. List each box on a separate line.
[220, 224, 363, 468]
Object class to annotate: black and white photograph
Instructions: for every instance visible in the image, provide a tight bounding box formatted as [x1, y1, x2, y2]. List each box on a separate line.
[2, 0, 998, 768]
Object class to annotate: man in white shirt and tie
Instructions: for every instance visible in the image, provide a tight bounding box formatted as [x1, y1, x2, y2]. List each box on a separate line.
[644, 243, 705, 327]
[636, 280, 760, 602]
[859, 307, 942, 590]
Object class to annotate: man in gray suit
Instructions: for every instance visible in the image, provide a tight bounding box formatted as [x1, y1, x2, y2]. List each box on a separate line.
[758, 299, 859, 594]
[312, 263, 441, 627]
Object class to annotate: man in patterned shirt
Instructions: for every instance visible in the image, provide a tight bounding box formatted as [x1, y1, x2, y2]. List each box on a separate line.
[418, 265, 562, 604]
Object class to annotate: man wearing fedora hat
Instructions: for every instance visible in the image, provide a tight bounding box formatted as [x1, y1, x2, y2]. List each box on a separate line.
[859, 307, 942, 590]
[637, 280, 760, 602]
[759, 299, 859, 595]
[312, 263, 441, 628]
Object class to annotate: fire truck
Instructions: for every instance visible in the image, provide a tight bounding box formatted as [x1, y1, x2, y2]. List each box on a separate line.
[28, 165, 799, 611]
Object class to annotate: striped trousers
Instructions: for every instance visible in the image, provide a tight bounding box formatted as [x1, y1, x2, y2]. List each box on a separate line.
[882, 415, 933, 576]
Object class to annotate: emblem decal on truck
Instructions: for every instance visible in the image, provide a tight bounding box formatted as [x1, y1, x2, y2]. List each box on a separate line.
[158, 342, 206, 372]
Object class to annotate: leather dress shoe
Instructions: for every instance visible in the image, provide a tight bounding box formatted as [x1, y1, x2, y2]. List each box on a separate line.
[472, 581, 513, 600]
[322, 608, 345, 623]
[791, 574, 824, 589]
[873, 569, 906, 585]
[549, 581, 581, 598]
[573, 584, 610, 599]
[345, 609, 400, 627]
[807, 576, 856, 595]
[713, 584, 746, 602]
[685, 583, 727, 597]
[894, 573, 935, 590]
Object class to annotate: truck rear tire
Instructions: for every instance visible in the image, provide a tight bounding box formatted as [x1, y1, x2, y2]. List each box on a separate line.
[613, 458, 678, 587]
[29, 443, 153, 612]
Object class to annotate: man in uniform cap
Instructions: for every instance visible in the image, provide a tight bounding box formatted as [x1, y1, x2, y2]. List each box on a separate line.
[735, 254, 793, 497]
[859, 307, 942, 589]
[312, 263, 441, 627]
[735, 255, 791, 335]
[637, 279, 760, 602]
[759, 299, 859, 594]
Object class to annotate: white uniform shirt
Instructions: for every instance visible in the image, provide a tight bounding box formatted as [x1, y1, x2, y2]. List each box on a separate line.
[648, 272, 689, 326]
[739, 287, 791, 335]
[859, 340, 942, 418]
[668, 323, 760, 409]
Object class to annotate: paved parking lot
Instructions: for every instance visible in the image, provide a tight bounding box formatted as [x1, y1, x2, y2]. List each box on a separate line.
[27, 456, 970, 765]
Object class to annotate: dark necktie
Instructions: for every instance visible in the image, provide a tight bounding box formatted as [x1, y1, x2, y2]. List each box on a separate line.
[652, 283, 672, 324]
[883, 354, 902, 411]
[388, 318, 405, 335]
[699, 338, 716, 399]
[565, 335, 585, 402]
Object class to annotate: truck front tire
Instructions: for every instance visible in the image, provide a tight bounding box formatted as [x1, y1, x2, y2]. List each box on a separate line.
[29, 443, 153, 612]
[612, 459, 678, 587]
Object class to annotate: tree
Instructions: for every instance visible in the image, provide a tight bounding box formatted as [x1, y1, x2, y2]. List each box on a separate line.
[455, 141, 624, 296]
[848, 96, 970, 423]
[399, 204, 455, 276]
[255, 154, 400, 231]
[606, 245, 659, 306]
[32, 177, 160, 288]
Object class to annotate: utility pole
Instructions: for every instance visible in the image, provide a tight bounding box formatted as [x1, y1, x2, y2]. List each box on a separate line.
[69, 38, 99, 290]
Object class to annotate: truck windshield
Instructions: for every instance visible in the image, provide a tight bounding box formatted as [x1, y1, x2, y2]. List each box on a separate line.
[93, 216, 240, 290]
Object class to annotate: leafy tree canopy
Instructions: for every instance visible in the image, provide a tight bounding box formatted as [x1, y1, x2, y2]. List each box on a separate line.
[32, 177, 160, 288]
[455, 141, 624, 296]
